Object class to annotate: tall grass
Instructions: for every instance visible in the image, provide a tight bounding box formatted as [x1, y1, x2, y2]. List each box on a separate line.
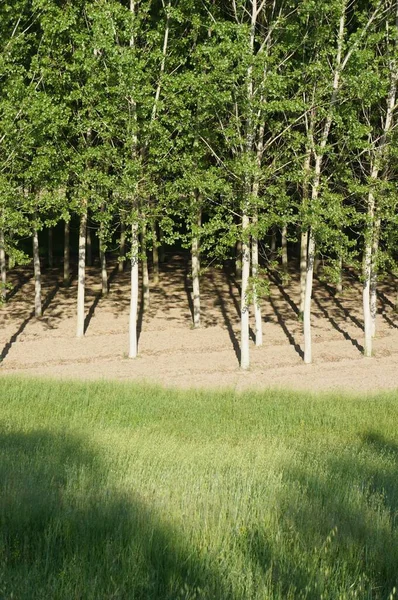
[0, 376, 397, 599]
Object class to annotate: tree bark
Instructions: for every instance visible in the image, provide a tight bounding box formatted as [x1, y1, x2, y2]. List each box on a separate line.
[241, 214, 251, 370]
[281, 225, 288, 271]
[235, 240, 242, 281]
[152, 221, 159, 285]
[100, 242, 108, 296]
[129, 221, 139, 358]
[48, 228, 53, 268]
[252, 216, 262, 347]
[33, 227, 42, 318]
[64, 219, 70, 286]
[0, 230, 6, 303]
[119, 220, 126, 273]
[142, 221, 149, 311]
[370, 218, 380, 337]
[300, 229, 308, 315]
[192, 206, 201, 329]
[86, 222, 92, 267]
[336, 255, 343, 295]
[303, 228, 315, 364]
[76, 209, 87, 338]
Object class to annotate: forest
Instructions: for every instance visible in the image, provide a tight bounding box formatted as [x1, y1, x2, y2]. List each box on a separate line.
[1, 0, 397, 370]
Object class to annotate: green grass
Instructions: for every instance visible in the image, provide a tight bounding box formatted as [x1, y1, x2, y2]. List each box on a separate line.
[0, 376, 397, 600]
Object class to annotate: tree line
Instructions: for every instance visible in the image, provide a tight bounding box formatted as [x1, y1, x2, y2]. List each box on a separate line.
[1, 0, 397, 369]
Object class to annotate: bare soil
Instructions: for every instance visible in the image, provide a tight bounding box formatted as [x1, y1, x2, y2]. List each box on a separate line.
[1, 254, 397, 393]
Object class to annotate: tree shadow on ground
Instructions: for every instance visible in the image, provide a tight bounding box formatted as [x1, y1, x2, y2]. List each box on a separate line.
[0, 279, 62, 362]
[312, 293, 364, 354]
[0, 427, 236, 600]
[239, 431, 398, 599]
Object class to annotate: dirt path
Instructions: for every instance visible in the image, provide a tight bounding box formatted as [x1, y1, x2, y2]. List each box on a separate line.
[1, 255, 397, 393]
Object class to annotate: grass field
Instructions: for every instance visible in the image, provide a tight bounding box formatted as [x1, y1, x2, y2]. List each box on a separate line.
[0, 376, 397, 599]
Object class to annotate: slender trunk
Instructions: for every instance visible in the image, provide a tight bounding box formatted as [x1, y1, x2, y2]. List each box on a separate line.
[86, 223, 92, 267]
[235, 240, 242, 281]
[281, 225, 288, 271]
[33, 227, 42, 318]
[363, 240, 373, 357]
[129, 221, 139, 358]
[48, 228, 53, 268]
[252, 215, 262, 347]
[303, 228, 315, 364]
[300, 230, 308, 315]
[336, 255, 343, 294]
[192, 206, 201, 329]
[152, 221, 159, 285]
[119, 220, 126, 272]
[8, 255, 14, 270]
[142, 221, 149, 310]
[64, 220, 70, 286]
[0, 230, 6, 302]
[270, 227, 277, 257]
[159, 227, 166, 263]
[76, 209, 87, 338]
[100, 242, 108, 296]
[241, 214, 251, 370]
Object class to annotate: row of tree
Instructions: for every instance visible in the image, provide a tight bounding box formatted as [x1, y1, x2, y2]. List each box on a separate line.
[1, 0, 397, 369]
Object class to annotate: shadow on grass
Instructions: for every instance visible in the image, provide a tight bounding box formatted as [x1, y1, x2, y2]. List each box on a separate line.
[240, 430, 398, 599]
[0, 428, 235, 600]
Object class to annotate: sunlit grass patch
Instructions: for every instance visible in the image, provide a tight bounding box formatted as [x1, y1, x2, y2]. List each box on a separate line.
[0, 376, 397, 599]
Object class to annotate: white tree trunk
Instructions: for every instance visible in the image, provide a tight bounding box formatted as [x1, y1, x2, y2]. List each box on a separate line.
[48, 228, 53, 268]
[270, 228, 277, 256]
[300, 229, 308, 315]
[0, 230, 6, 302]
[235, 240, 242, 281]
[86, 223, 92, 267]
[363, 240, 373, 358]
[152, 221, 159, 285]
[119, 220, 126, 273]
[64, 219, 70, 286]
[76, 210, 87, 338]
[281, 224, 288, 271]
[336, 255, 343, 294]
[252, 218, 262, 347]
[192, 208, 201, 329]
[241, 214, 251, 370]
[100, 244, 107, 296]
[142, 222, 149, 310]
[303, 229, 315, 364]
[33, 227, 42, 318]
[129, 221, 139, 358]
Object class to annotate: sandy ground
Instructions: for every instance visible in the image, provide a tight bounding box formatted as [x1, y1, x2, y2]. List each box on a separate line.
[1, 254, 397, 394]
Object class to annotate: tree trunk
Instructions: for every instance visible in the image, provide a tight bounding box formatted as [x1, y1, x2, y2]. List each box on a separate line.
[303, 228, 315, 364]
[300, 229, 308, 316]
[86, 223, 92, 267]
[0, 230, 6, 303]
[100, 243, 108, 296]
[192, 207, 201, 329]
[159, 226, 166, 263]
[252, 217, 262, 347]
[270, 227, 277, 257]
[240, 214, 251, 370]
[281, 224, 288, 271]
[119, 220, 126, 272]
[48, 228, 53, 268]
[152, 221, 159, 285]
[33, 227, 42, 318]
[64, 220, 70, 286]
[129, 221, 139, 358]
[336, 255, 343, 294]
[76, 210, 87, 338]
[142, 221, 149, 311]
[235, 240, 242, 281]
[363, 239, 373, 358]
